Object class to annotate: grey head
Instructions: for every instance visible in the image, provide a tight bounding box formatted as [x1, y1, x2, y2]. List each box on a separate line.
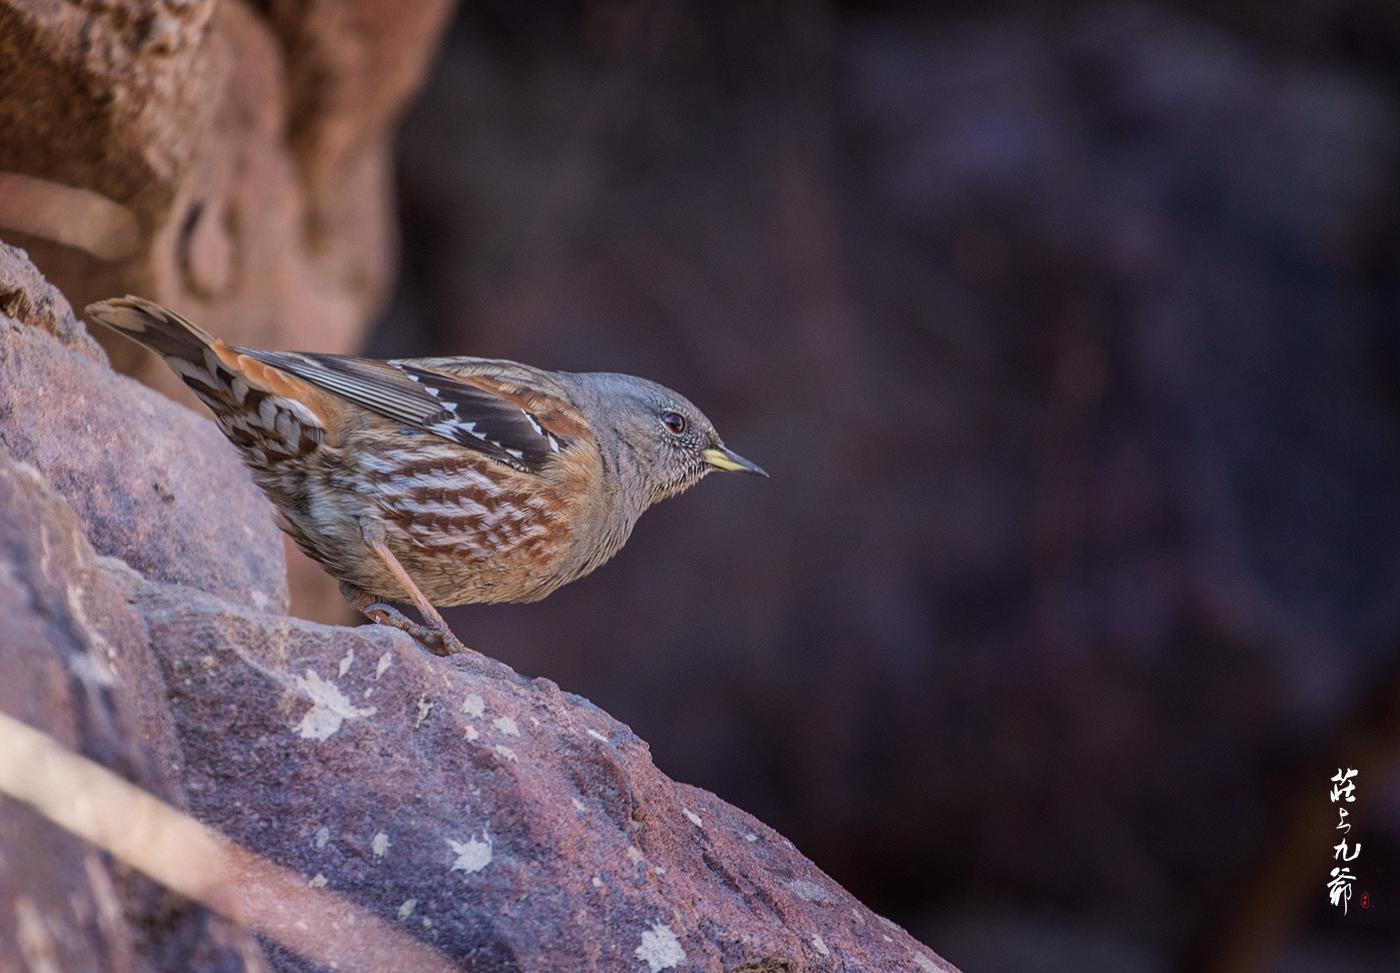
[559, 371, 766, 513]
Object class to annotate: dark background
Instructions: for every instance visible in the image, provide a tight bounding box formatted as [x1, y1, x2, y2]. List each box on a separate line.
[370, 2, 1400, 969]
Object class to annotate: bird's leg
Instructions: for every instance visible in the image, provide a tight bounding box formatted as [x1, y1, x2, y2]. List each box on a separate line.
[339, 582, 456, 656]
[343, 519, 473, 656]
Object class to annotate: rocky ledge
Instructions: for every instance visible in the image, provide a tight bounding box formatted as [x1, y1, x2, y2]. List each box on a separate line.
[0, 242, 955, 972]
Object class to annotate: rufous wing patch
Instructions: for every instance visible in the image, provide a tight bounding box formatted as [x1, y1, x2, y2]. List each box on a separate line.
[459, 374, 592, 441]
[220, 344, 343, 444]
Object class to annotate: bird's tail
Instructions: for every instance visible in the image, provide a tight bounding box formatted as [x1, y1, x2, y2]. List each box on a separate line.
[85, 296, 330, 465]
[86, 295, 219, 362]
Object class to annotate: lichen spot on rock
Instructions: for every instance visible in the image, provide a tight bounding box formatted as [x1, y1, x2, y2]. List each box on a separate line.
[415, 695, 434, 728]
[294, 670, 376, 740]
[682, 808, 703, 828]
[462, 692, 485, 718]
[634, 922, 685, 972]
[447, 834, 492, 874]
[493, 714, 519, 736]
[788, 879, 835, 904]
[372, 832, 390, 857]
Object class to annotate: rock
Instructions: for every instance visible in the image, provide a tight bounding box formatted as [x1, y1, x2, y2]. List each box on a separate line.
[0, 241, 104, 360]
[116, 567, 955, 972]
[0, 453, 268, 972]
[0, 243, 288, 613]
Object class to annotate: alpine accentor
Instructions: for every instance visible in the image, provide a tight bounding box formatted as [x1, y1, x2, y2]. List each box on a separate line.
[86, 297, 766, 655]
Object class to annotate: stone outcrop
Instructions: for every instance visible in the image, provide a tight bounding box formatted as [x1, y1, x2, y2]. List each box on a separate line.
[0, 248, 956, 970]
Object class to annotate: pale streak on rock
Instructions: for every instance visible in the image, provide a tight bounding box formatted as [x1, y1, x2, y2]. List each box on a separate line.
[0, 173, 140, 261]
[15, 897, 62, 973]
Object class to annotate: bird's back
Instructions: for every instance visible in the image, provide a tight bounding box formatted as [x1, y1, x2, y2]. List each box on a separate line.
[86, 297, 615, 606]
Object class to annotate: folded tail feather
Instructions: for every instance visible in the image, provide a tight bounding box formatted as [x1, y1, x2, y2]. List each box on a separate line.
[85, 296, 327, 462]
[86, 295, 218, 361]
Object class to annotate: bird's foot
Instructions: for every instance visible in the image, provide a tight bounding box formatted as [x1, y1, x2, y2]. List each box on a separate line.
[361, 601, 470, 656]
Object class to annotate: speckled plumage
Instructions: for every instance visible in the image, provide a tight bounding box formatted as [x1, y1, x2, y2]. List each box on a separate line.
[86, 296, 765, 654]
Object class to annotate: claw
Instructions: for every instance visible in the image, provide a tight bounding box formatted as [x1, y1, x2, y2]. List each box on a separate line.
[340, 584, 474, 657]
[359, 601, 461, 656]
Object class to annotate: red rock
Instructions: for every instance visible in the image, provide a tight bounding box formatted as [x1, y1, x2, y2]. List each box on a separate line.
[119, 567, 957, 972]
[0, 242, 288, 613]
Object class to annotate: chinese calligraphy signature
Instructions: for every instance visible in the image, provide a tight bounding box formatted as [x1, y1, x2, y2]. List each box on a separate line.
[1326, 767, 1362, 914]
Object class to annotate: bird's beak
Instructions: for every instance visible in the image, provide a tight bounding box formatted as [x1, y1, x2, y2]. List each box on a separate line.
[703, 446, 768, 478]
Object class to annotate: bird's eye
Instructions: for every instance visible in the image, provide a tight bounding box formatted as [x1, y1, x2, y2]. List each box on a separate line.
[662, 411, 687, 435]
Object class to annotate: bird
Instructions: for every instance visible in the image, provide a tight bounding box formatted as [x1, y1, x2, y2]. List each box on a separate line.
[86, 296, 766, 656]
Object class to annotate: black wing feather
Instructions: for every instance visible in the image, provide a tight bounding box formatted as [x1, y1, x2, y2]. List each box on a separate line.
[242, 350, 562, 471]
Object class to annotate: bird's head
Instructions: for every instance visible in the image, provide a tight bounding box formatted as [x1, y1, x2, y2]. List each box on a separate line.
[566, 372, 767, 509]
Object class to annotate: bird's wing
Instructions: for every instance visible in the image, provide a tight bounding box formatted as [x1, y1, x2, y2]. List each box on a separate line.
[240, 351, 585, 472]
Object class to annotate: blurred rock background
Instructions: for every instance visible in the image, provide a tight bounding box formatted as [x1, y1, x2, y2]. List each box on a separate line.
[371, 2, 1400, 969]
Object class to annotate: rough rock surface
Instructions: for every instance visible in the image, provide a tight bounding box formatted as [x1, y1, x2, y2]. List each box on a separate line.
[117, 570, 954, 973]
[0, 249, 956, 970]
[0, 0, 455, 626]
[0, 456, 269, 972]
[0, 242, 287, 613]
